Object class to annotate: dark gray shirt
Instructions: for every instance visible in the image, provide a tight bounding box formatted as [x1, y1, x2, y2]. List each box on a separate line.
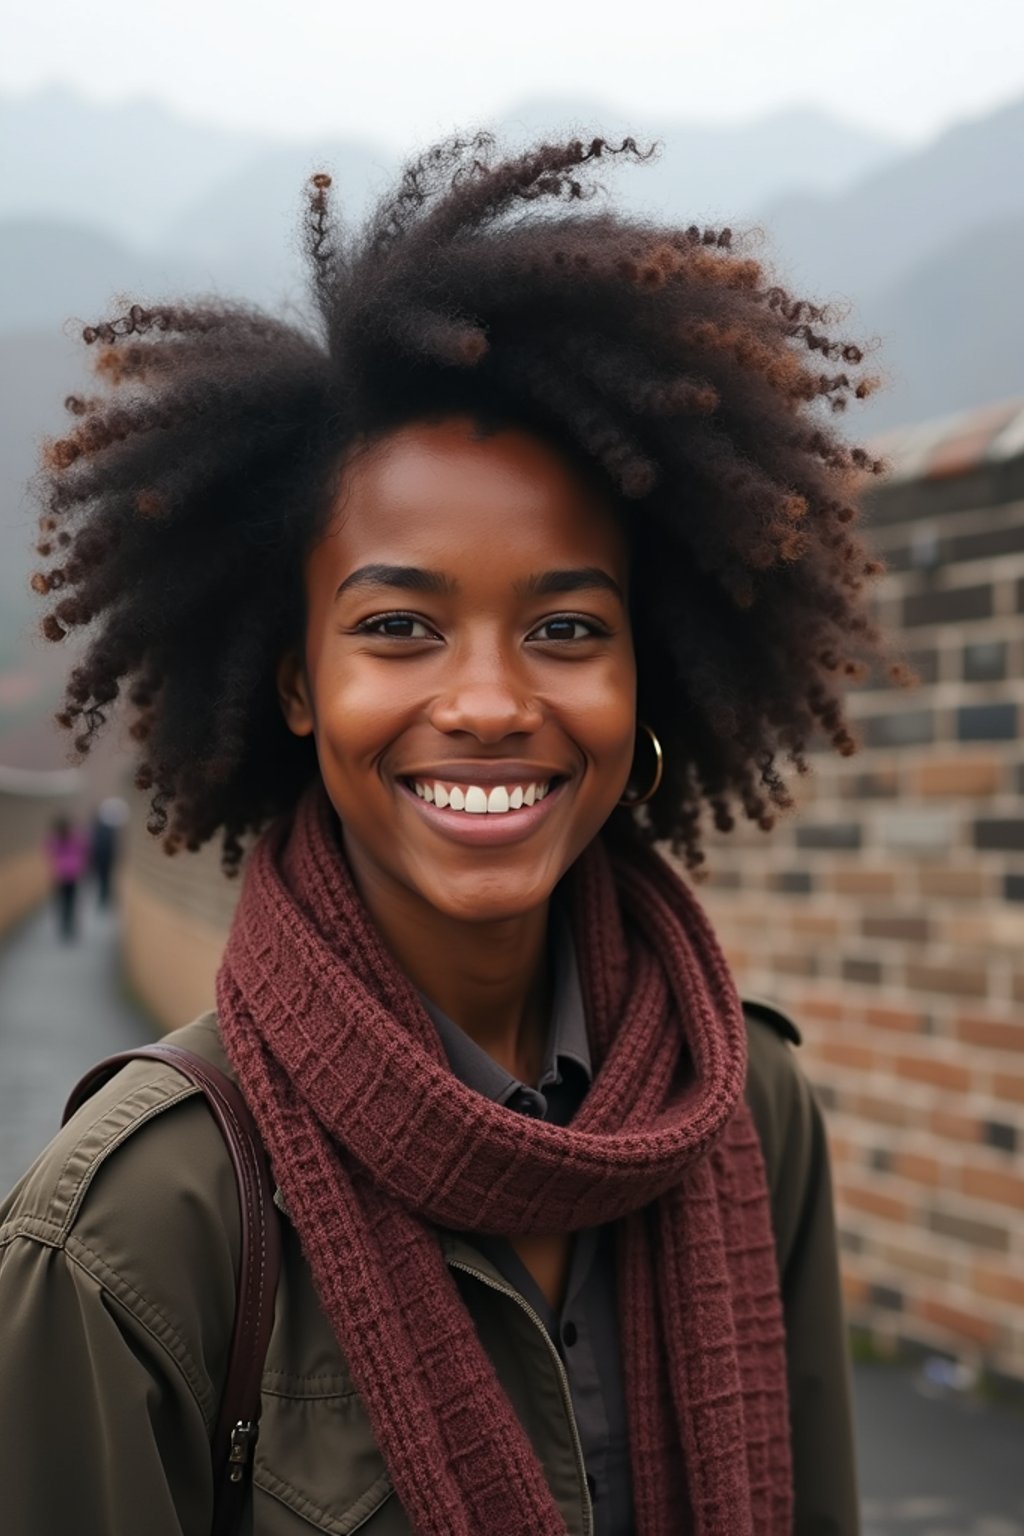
[421, 922, 634, 1536]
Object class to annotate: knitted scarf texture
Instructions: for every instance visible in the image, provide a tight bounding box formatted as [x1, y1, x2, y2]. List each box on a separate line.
[217, 786, 793, 1535]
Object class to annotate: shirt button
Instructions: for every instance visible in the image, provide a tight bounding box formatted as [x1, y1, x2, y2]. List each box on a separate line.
[563, 1320, 578, 1347]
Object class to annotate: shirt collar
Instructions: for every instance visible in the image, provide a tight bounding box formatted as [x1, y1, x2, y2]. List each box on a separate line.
[420, 906, 591, 1106]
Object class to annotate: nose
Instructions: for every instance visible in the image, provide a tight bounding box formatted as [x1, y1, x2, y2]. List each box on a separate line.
[427, 639, 544, 743]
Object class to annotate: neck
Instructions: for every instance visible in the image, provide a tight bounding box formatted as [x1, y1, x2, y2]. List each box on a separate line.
[341, 836, 553, 1085]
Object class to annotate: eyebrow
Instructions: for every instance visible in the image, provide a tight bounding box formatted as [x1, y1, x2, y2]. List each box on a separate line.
[334, 564, 456, 600]
[518, 568, 625, 604]
[334, 563, 625, 604]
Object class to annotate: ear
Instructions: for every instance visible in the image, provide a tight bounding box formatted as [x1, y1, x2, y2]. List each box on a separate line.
[276, 650, 315, 738]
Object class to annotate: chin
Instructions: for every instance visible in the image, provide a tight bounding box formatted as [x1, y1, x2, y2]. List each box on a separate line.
[416, 866, 558, 926]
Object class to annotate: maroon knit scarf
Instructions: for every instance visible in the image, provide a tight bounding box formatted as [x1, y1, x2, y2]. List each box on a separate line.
[217, 786, 792, 1535]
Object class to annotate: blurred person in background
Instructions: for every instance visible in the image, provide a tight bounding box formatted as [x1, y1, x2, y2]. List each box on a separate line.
[88, 794, 129, 907]
[44, 814, 89, 941]
[0, 134, 895, 1535]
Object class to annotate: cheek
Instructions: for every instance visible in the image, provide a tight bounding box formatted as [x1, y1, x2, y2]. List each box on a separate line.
[559, 655, 636, 775]
[307, 653, 413, 778]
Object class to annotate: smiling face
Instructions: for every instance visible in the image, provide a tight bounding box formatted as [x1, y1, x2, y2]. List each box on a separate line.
[278, 416, 636, 927]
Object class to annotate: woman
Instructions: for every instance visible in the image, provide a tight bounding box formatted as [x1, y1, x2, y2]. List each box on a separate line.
[0, 135, 891, 1534]
[44, 814, 89, 939]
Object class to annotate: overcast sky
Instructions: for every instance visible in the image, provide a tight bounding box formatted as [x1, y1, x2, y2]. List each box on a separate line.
[5, 0, 1023, 149]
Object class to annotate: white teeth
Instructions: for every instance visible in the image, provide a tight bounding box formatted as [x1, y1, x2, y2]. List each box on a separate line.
[411, 779, 553, 812]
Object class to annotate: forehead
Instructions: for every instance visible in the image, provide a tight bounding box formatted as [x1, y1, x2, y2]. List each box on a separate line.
[320, 417, 626, 574]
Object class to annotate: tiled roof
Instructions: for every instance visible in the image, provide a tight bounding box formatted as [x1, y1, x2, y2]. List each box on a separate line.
[869, 397, 1024, 485]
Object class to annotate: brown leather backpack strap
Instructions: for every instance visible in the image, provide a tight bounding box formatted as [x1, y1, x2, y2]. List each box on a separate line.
[63, 1043, 282, 1536]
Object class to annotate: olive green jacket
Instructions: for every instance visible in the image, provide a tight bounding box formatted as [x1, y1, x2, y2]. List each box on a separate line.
[0, 1007, 859, 1534]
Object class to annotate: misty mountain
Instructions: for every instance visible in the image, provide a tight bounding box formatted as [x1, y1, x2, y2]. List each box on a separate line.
[760, 94, 1024, 302]
[1, 85, 271, 250]
[2, 85, 896, 259]
[494, 98, 898, 223]
[162, 140, 394, 302]
[4, 83, 1024, 669]
[749, 93, 1024, 429]
[859, 210, 1024, 428]
[0, 84, 913, 372]
[0, 329, 88, 636]
[0, 220, 215, 332]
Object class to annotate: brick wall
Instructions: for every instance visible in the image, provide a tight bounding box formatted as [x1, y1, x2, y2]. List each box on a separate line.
[698, 420, 1024, 1381]
[118, 402, 1024, 1379]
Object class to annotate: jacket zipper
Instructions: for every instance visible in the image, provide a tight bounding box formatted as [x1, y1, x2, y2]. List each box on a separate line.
[447, 1259, 594, 1536]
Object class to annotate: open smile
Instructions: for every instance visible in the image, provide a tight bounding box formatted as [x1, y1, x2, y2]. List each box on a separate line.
[397, 774, 568, 845]
[407, 775, 554, 814]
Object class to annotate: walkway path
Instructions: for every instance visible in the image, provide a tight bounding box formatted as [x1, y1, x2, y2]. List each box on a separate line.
[0, 897, 153, 1195]
[0, 899, 1021, 1530]
[857, 1359, 1024, 1535]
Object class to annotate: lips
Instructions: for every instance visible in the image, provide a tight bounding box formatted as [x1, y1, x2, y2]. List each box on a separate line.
[396, 771, 568, 845]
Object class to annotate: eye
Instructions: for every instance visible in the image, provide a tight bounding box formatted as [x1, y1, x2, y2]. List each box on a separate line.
[356, 613, 438, 640]
[528, 615, 609, 643]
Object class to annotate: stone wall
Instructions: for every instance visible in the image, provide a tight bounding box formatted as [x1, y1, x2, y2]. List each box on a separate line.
[121, 805, 239, 1031]
[698, 436, 1024, 1382]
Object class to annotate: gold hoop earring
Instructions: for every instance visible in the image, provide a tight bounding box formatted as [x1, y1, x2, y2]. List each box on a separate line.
[619, 721, 664, 807]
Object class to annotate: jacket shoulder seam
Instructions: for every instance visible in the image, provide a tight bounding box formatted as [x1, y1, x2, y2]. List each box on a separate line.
[0, 1213, 67, 1250]
[23, 1079, 202, 1242]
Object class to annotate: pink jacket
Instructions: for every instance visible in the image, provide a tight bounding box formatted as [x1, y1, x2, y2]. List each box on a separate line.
[46, 832, 89, 883]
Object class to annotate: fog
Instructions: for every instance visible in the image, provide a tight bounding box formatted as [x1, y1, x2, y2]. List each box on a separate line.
[5, 0, 1024, 147]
